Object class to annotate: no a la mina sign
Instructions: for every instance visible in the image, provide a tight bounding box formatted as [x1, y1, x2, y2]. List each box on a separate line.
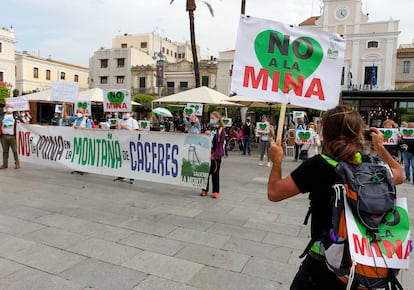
[231, 15, 346, 111]
[103, 89, 132, 113]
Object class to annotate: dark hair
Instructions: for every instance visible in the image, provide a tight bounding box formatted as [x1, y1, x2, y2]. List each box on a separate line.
[321, 105, 364, 163]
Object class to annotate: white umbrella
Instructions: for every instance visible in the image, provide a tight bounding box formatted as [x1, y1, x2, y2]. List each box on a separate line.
[152, 107, 173, 117]
[152, 86, 240, 107]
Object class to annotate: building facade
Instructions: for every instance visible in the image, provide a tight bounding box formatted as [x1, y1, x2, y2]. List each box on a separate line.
[90, 33, 213, 98]
[0, 26, 16, 95]
[299, 0, 400, 91]
[395, 44, 414, 90]
[15, 52, 89, 95]
[89, 47, 155, 92]
[112, 32, 198, 64]
[131, 59, 217, 97]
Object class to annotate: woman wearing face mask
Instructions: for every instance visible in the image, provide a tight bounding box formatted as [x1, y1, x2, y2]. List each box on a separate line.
[200, 111, 226, 199]
[306, 122, 321, 158]
[183, 113, 200, 134]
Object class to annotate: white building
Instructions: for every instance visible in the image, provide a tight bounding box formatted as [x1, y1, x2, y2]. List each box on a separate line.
[0, 26, 16, 95]
[89, 33, 201, 93]
[89, 47, 155, 91]
[299, 0, 400, 91]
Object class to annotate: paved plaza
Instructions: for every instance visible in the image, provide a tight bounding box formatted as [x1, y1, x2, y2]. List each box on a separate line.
[0, 147, 413, 290]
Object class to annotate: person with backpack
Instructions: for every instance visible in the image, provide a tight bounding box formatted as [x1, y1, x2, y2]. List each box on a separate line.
[267, 105, 405, 289]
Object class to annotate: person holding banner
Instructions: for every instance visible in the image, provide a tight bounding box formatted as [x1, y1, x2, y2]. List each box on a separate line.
[0, 104, 21, 169]
[118, 112, 138, 131]
[68, 107, 92, 129]
[267, 105, 404, 289]
[200, 111, 226, 199]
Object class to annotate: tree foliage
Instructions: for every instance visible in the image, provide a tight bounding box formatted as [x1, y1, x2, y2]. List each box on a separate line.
[0, 86, 9, 106]
[133, 94, 154, 112]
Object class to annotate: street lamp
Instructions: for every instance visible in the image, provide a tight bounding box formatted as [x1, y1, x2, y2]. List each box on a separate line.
[6, 83, 12, 97]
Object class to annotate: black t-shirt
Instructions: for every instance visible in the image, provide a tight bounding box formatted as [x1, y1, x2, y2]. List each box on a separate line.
[290, 154, 337, 240]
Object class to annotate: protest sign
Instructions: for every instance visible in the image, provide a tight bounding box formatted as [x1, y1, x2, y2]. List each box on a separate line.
[103, 89, 132, 113]
[51, 81, 79, 103]
[17, 124, 211, 188]
[5, 97, 29, 111]
[231, 15, 345, 112]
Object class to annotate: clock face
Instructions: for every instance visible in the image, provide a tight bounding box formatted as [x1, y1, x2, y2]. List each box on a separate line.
[336, 7, 348, 19]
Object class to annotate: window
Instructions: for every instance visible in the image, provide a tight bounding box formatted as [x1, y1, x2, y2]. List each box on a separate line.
[140, 42, 147, 49]
[167, 82, 174, 94]
[179, 81, 188, 89]
[162, 47, 165, 53]
[121, 43, 127, 48]
[367, 41, 379, 48]
[117, 76, 124, 84]
[33, 67, 39, 78]
[46, 69, 51, 80]
[100, 59, 108, 68]
[166, 49, 169, 55]
[174, 53, 177, 58]
[60, 72, 66, 80]
[0, 42, 2, 53]
[117, 58, 125, 68]
[178, 53, 182, 59]
[364, 66, 377, 85]
[139, 77, 146, 88]
[100, 76, 108, 84]
[403, 61, 410, 74]
[202, 76, 209, 87]
[182, 53, 185, 59]
[74, 74, 79, 82]
[0, 72, 3, 82]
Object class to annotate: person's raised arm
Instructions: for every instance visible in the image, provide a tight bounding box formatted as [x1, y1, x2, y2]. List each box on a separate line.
[370, 127, 405, 185]
[267, 140, 301, 202]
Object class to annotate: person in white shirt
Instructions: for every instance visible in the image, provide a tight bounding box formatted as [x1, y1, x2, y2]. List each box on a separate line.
[118, 112, 139, 131]
[0, 104, 20, 169]
[114, 112, 138, 184]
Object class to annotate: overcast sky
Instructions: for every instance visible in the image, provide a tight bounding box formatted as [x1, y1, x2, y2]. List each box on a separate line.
[2, 0, 413, 67]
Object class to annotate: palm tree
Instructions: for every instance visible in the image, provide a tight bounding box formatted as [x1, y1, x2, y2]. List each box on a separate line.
[170, 0, 214, 88]
[241, 0, 246, 14]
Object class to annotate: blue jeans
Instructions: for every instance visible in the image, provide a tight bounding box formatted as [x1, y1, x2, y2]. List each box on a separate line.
[403, 151, 414, 181]
[243, 136, 252, 155]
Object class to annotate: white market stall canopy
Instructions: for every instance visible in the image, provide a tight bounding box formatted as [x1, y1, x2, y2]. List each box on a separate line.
[23, 88, 140, 105]
[152, 86, 240, 107]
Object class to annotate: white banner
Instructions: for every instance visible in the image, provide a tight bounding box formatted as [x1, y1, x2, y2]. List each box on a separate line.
[345, 197, 411, 269]
[51, 81, 79, 103]
[103, 89, 132, 112]
[231, 16, 346, 111]
[17, 124, 211, 188]
[5, 97, 29, 111]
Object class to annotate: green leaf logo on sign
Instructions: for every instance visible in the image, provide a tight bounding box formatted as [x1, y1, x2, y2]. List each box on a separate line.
[77, 102, 88, 110]
[222, 119, 230, 125]
[107, 91, 125, 104]
[140, 121, 148, 128]
[254, 30, 323, 92]
[184, 108, 194, 115]
[402, 129, 414, 136]
[298, 131, 311, 140]
[259, 123, 267, 130]
[382, 130, 393, 139]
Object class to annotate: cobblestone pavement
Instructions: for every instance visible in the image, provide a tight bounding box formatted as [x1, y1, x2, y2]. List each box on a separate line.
[0, 147, 413, 290]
